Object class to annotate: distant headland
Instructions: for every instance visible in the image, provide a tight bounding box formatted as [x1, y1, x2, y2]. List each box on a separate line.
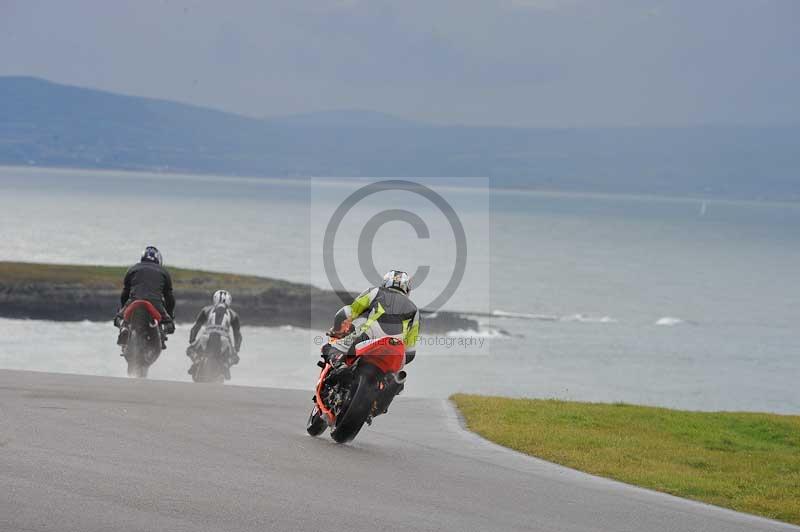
[0, 261, 478, 333]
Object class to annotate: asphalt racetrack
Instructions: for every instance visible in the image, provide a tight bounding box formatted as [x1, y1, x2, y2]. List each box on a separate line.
[1, 369, 796, 531]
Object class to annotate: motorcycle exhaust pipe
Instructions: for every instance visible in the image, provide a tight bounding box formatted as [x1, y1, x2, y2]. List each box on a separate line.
[149, 320, 159, 329]
[393, 370, 407, 384]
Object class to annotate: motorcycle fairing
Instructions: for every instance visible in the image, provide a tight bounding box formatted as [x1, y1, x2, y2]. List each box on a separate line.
[123, 300, 162, 322]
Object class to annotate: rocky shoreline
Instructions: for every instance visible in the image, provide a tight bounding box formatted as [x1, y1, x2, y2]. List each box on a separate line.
[0, 262, 478, 334]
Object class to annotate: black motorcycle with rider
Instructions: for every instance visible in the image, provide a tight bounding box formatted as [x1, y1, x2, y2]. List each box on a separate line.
[115, 246, 176, 378]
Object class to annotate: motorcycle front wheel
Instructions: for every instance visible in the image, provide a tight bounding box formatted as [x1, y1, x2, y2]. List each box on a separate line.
[330, 370, 378, 444]
[306, 405, 328, 436]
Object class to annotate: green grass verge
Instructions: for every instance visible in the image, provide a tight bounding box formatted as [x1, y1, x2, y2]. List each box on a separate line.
[451, 394, 800, 525]
[0, 261, 307, 293]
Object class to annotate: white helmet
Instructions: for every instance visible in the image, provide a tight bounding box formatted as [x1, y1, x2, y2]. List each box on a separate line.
[382, 270, 411, 294]
[212, 289, 232, 307]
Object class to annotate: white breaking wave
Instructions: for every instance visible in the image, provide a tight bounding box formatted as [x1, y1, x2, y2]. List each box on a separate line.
[443, 328, 509, 338]
[561, 314, 618, 324]
[491, 310, 559, 321]
[492, 310, 616, 324]
[655, 317, 684, 326]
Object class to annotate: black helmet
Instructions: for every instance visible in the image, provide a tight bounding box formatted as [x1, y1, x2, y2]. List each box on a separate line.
[141, 246, 163, 265]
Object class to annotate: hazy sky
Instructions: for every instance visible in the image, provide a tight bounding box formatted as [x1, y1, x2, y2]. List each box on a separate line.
[1, 0, 797, 127]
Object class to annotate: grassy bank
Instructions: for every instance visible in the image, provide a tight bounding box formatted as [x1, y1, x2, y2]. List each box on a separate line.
[0, 261, 304, 293]
[451, 394, 800, 525]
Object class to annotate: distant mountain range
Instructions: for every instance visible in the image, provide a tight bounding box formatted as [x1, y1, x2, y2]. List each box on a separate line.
[1, 76, 798, 199]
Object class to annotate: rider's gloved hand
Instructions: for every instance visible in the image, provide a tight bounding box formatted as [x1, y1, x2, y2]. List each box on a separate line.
[320, 343, 334, 359]
[327, 322, 354, 339]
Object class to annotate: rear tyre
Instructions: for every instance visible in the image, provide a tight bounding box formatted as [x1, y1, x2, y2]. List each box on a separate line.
[192, 335, 227, 383]
[127, 361, 143, 378]
[192, 357, 219, 383]
[125, 332, 149, 378]
[330, 370, 378, 444]
[192, 356, 225, 383]
[124, 309, 160, 379]
[306, 405, 328, 436]
[126, 353, 149, 378]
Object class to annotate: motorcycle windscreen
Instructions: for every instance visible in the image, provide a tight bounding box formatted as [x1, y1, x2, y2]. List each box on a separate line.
[352, 337, 405, 374]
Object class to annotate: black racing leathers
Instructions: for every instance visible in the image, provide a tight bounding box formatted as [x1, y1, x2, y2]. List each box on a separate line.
[119, 260, 175, 321]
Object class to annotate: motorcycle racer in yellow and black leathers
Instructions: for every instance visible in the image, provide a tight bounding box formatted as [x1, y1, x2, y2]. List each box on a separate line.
[323, 270, 420, 410]
[327, 270, 419, 362]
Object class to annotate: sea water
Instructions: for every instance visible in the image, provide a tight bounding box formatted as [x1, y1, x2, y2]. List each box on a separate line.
[1, 167, 798, 413]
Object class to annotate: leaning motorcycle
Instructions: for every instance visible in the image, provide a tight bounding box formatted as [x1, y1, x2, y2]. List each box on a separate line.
[306, 333, 407, 444]
[189, 332, 234, 383]
[121, 300, 164, 378]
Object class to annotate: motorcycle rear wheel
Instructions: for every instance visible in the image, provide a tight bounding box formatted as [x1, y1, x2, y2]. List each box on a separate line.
[126, 331, 155, 378]
[192, 355, 226, 383]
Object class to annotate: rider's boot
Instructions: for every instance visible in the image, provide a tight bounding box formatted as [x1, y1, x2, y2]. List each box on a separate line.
[117, 326, 130, 346]
[378, 377, 405, 415]
[186, 346, 198, 375]
[159, 325, 168, 350]
[160, 320, 175, 350]
[116, 324, 129, 358]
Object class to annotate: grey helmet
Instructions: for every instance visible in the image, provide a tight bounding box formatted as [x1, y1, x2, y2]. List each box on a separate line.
[213, 289, 233, 307]
[382, 270, 411, 294]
